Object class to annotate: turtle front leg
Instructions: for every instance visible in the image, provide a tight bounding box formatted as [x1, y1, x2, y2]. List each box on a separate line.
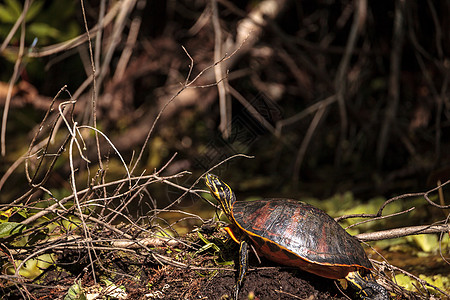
[234, 239, 249, 300]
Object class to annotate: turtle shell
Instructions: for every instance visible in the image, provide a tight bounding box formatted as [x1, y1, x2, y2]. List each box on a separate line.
[231, 198, 373, 279]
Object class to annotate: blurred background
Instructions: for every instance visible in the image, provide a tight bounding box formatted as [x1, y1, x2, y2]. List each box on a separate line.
[0, 0, 449, 210]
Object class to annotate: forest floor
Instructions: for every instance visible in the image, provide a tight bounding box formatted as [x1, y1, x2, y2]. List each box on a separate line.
[1, 229, 366, 300]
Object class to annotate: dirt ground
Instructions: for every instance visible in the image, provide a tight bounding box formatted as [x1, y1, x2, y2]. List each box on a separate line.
[0, 225, 429, 299]
[1, 249, 357, 299]
[0, 222, 424, 299]
[189, 267, 349, 300]
[143, 262, 350, 299]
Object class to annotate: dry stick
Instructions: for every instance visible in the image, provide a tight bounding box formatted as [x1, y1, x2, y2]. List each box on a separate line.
[145, 154, 254, 233]
[356, 224, 449, 242]
[276, 48, 313, 101]
[339, 180, 450, 232]
[165, 0, 288, 124]
[153, 154, 253, 215]
[187, 4, 212, 36]
[275, 95, 337, 136]
[222, 0, 333, 88]
[79, 126, 130, 174]
[46, 5, 124, 143]
[101, 78, 194, 220]
[426, 0, 444, 60]
[423, 178, 450, 209]
[97, 0, 137, 89]
[373, 261, 450, 298]
[211, 0, 231, 139]
[376, 0, 405, 165]
[265, 14, 334, 91]
[77, 1, 135, 282]
[0, 1, 28, 53]
[87, 0, 106, 224]
[335, 190, 431, 224]
[0, 93, 67, 191]
[68, 120, 97, 284]
[50, 78, 94, 144]
[161, 179, 217, 209]
[4, 2, 121, 58]
[334, 0, 366, 165]
[228, 87, 276, 135]
[439, 213, 450, 265]
[30, 2, 120, 152]
[129, 41, 245, 175]
[25, 86, 70, 186]
[293, 102, 328, 185]
[228, 87, 296, 154]
[113, 4, 142, 82]
[105, 154, 180, 224]
[229, 0, 288, 73]
[104, 154, 176, 222]
[343, 207, 415, 229]
[413, 47, 445, 163]
[274, 290, 303, 299]
[79, 0, 106, 210]
[95, 0, 106, 74]
[19, 173, 188, 225]
[3, 91, 74, 210]
[1, 0, 30, 157]
[406, 2, 449, 164]
[106, 176, 155, 224]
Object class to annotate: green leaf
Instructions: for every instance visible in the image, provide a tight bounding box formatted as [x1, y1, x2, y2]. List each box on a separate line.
[100, 279, 127, 298]
[0, 208, 13, 223]
[5, 0, 21, 17]
[25, 0, 44, 21]
[0, 222, 26, 238]
[5, 253, 56, 280]
[419, 274, 450, 294]
[0, 3, 19, 23]
[29, 23, 60, 39]
[16, 207, 29, 219]
[65, 280, 86, 300]
[194, 231, 220, 256]
[411, 234, 439, 253]
[45, 0, 77, 23]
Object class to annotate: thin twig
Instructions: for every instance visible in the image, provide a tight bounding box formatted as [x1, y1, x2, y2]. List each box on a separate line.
[1, 0, 30, 156]
[376, 0, 405, 165]
[356, 224, 449, 242]
[211, 0, 231, 138]
[334, 0, 366, 165]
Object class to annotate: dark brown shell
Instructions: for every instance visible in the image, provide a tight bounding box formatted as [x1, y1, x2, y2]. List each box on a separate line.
[231, 198, 373, 279]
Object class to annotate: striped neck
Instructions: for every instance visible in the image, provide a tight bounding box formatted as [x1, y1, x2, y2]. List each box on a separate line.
[205, 174, 236, 220]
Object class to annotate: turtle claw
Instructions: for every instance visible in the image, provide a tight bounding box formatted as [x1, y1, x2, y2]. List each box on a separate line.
[346, 271, 389, 300]
[360, 284, 390, 300]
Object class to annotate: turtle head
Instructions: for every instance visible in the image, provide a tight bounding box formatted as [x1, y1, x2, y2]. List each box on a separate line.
[205, 174, 236, 217]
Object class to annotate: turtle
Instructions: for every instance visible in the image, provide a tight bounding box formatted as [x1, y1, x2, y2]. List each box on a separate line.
[205, 173, 389, 300]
